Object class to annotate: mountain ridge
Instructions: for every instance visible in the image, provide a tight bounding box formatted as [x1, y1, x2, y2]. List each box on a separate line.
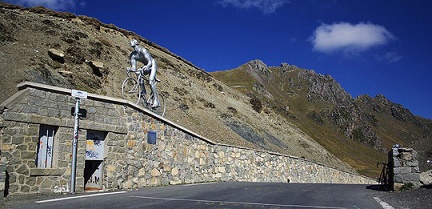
[211, 59, 432, 176]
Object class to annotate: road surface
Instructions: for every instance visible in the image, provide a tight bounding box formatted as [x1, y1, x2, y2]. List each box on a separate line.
[2, 182, 412, 209]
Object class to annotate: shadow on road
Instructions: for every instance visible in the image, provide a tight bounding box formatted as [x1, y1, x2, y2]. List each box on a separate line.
[366, 184, 388, 191]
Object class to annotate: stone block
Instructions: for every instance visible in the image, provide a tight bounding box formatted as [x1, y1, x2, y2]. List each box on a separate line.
[151, 168, 161, 177]
[150, 177, 160, 185]
[2, 144, 13, 151]
[12, 136, 25, 144]
[218, 151, 225, 159]
[199, 158, 206, 165]
[393, 159, 402, 167]
[394, 167, 411, 174]
[169, 178, 182, 185]
[391, 148, 399, 157]
[400, 152, 414, 161]
[127, 140, 136, 149]
[138, 168, 145, 177]
[26, 177, 36, 186]
[16, 164, 29, 175]
[420, 170, 432, 185]
[398, 148, 413, 152]
[394, 174, 404, 183]
[20, 185, 30, 193]
[123, 180, 132, 189]
[404, 173, 420, 182]
[393, 183, 404, 191]
[405, 160, 419, 167]
[171, 167, 179, 176]
[29, 168, 64, 176]
[40, 178, 54, 191]
[20, 151, 36, 160]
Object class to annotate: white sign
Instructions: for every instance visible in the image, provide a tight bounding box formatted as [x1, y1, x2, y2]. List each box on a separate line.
[71, 90, 88, 99]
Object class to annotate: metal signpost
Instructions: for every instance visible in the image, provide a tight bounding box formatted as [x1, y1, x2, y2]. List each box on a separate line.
[70, 90, 88, 194]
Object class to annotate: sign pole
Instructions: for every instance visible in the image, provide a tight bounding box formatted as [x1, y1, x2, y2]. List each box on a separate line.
[70, 97, 80, 194]
[70, 90, 87, 194]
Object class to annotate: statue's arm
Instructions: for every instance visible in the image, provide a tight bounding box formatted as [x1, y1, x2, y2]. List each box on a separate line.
[129, 54, 137, 71]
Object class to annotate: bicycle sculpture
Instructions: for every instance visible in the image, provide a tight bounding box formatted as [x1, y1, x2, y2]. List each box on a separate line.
[121, 39, 166, 116]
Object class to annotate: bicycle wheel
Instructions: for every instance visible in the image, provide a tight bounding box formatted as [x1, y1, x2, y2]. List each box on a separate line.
[121, 77, 141, 104]
[145, 93, 166, 117]
[153, 94, 166, 117]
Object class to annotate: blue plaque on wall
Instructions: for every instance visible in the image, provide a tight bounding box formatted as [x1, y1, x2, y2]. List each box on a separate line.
[147, 131, 157, 144]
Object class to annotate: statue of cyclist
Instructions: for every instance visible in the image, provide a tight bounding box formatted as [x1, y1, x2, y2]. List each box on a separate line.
[127, 39, 160, 108]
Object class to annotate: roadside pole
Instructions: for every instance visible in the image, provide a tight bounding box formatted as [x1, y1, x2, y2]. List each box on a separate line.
[70, 90, 87, 194]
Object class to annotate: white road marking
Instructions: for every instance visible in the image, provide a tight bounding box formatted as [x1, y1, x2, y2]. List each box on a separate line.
[374, 197, 395, 209]
[129, 195, 346, 209]
[35, 191, 127, 204]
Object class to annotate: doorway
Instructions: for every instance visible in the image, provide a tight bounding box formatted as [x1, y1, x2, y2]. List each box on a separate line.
[84, 130, 106, 191]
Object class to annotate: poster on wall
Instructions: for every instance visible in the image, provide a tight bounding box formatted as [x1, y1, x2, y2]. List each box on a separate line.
[86, 131, 105, 160]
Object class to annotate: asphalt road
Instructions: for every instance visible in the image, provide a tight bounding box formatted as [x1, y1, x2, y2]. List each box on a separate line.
[1, 182, 413, 209]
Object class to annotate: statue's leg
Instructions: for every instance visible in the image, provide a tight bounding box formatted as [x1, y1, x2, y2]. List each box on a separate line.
[149, 80, 159, 107]
[149, 62, 159, 107]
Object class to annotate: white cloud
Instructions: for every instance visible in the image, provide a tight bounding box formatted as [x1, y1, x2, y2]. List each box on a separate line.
[376, 52, 403, 64]
[6, 0, 84, 11]
[310, 22, 395, 54]
[219, 0, 289, 14]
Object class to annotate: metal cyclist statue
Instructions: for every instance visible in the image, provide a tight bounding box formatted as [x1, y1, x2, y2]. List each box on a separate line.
[127, 39, 160, 108]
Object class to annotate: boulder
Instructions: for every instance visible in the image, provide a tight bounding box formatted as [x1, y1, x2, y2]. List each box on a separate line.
[420, 170, 432, 185]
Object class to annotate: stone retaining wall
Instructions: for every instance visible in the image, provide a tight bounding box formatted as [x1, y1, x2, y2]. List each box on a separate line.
[389, 147, 421, 190]
[0, 82, 375, 196]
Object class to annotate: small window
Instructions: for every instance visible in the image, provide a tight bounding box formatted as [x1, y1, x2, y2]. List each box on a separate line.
[36, 125, 57, 168]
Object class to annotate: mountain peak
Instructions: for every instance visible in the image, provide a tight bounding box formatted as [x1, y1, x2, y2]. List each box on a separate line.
[243, 59, 269, 73]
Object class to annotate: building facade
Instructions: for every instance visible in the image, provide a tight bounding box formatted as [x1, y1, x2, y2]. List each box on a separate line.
[0, 82, 375, 197]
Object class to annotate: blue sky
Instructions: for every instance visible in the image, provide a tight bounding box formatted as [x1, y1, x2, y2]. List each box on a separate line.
[6, 0, 432, 119]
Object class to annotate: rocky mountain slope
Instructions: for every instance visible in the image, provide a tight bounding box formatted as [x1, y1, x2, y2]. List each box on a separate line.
[212, 60, 432, 176]
[0, 3, 353, 173]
